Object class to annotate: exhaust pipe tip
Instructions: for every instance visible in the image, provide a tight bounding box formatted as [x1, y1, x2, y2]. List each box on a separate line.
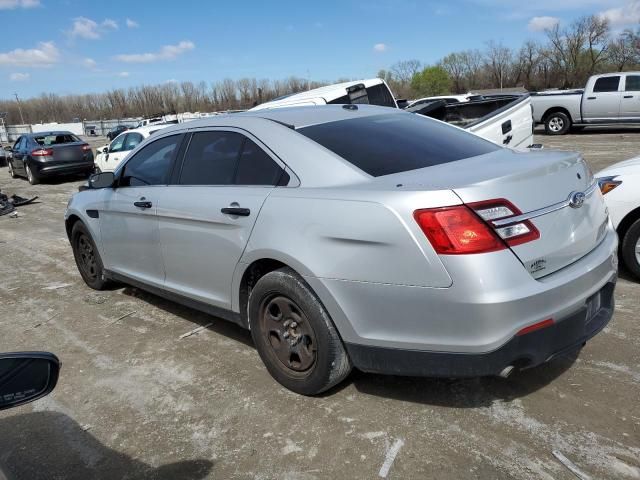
[498, 365, 515, 379]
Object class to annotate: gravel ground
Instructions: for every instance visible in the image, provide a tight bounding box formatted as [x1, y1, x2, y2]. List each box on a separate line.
[0, 130, 639, 480]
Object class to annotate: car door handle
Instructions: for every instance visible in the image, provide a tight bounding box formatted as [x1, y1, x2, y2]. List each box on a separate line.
[134, 201, 152, 209]
[624, 95, 633, 99]
[221, 207, 250, 216]
[587, 96, 596, 100]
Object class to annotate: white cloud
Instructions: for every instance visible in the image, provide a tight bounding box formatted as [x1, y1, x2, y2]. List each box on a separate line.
[82, 57, 97, 69]
[373, 43, 388, 52]
[126, 18, 139, 28]
[118, 71, 130, 77]
[0, 41, 59, 67]
[68, 17, 119, 39]
[114, 40, 195, 63]
[9, 72, 30, 81]
[102, 18, 118, 30]
[0, 0, 39, 10]
[598, 1, 640, 27]
[527, 16, 560, 31]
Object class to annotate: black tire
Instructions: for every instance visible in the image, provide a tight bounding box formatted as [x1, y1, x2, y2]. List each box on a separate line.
[544, 111, 571, 135]
[7, 161, 17, 179]
[25, 163, 39, 185]
[249, 267, 351, 395]
[71, 221, 110, 290]
[621, 219, 640, 281]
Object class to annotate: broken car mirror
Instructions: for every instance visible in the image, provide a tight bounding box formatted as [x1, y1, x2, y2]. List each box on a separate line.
[0, 352, 60, 411]
[89, 172, 115, 189]
[102, 147, 109, 154]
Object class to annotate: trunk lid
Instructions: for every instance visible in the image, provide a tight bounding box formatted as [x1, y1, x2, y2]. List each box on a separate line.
[375, 148, 609, 278]
[50, 142, 89, 163]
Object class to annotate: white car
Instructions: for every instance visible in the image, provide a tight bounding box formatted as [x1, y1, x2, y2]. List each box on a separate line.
[598, 157, 640, 279]
[94, 126, 165, 173]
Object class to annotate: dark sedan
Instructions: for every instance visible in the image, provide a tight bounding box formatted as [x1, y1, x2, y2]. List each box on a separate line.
[7, 131, 94, 185]
[106, 125, 129, 140]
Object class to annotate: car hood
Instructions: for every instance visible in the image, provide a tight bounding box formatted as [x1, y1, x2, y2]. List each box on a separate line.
[597, 155, 640, 176]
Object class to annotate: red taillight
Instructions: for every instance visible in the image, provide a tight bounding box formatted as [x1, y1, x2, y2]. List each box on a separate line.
[81, 144, 92, 151]
[414, 206, 506, 255]
[516, 318, 554, 336]
[468, 199, 540, 247]
[31, 148, 53, 157]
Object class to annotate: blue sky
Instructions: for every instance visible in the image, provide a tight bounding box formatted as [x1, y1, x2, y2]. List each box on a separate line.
[1, 0, 638, 99]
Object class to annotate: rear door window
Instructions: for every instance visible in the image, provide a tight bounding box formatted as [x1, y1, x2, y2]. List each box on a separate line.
[235, 139, 284, 186]
[297, 112, 499, 177]
[179, 131, 244, 185]
[124, 133, 144, 151]
[120, 134, 181, 187]
[593, 76, 621, 92]
[624, 75, 640, 92]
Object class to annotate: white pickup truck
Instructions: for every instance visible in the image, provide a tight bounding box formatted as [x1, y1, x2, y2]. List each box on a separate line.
[531, 72, 640, 135]
[251, 78, 535, 150]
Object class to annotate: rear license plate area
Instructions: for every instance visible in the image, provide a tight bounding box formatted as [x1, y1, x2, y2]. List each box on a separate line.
[585, 291, 602, 327]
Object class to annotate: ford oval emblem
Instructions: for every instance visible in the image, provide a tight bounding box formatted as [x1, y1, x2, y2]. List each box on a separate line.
[569, 191, 586, 209]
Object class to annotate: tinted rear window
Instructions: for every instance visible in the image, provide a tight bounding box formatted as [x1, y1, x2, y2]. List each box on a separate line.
[297, 113, 499, 177]
[33, 133, 80, 146]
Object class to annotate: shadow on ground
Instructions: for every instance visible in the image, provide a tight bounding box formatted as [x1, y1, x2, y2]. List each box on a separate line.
[121, 284, 580, 408]
[0, 412, 213, 480]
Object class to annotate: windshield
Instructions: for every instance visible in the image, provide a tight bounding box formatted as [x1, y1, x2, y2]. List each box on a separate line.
[297, 113, 499, 177]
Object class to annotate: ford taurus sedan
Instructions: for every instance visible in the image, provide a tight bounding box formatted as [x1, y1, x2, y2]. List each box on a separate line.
[64, 105, 617, 395]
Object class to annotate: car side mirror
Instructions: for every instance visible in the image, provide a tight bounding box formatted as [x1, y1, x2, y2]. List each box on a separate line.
[102, 147, 109, 154]
[89, 171, 115, 189]
[0, 352, 60, 411]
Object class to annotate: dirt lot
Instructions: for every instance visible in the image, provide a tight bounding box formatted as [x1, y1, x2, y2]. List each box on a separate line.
[0, 129, 639, 480]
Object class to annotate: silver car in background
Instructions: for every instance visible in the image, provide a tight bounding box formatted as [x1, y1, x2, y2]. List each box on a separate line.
[64, 105, 617, 395]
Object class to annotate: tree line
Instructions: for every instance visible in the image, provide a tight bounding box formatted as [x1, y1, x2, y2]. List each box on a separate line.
[1, 15, 638, 124]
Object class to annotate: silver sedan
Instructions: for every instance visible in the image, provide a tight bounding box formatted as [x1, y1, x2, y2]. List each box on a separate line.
[65, 105, 617, 395]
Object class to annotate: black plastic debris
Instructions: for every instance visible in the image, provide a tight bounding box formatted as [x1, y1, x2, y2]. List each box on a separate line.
[0, 189, 39, 217]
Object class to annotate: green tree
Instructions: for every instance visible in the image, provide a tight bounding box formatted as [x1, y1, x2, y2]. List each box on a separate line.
[411, 66, 451, 96]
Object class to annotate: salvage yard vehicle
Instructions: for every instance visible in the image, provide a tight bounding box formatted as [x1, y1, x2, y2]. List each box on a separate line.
[531, 72, 640, 135]
[94, 126, 164, 173]
[106, 125, 130, 141]
[65, 105, 617, 395]
[251, 78, 535, 150]
[598, 157, 640, 280]
[7, 132, 94, 185]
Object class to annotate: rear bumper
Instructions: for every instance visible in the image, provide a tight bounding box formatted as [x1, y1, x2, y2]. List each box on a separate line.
[34, 161, 93, 177]
[345, 280, 615, 377]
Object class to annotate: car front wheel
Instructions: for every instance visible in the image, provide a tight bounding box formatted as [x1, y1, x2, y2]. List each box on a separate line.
[8, 161, 17, 178]
[71, 221, 110, 290]
[249, 267, 352, 395]
[621, 219, 640, 281]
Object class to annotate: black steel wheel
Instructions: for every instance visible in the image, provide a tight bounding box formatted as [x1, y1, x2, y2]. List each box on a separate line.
[249, 267, 351, 395]
[71, 221, 109, 290]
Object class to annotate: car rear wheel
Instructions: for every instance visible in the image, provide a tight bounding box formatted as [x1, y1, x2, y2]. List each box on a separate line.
[26, 163, 39, 185]
[71, 221, 110, 290]
[544, 112, 571, 135]
[249, 267, 352, 395]
[621, 219, 640, 281]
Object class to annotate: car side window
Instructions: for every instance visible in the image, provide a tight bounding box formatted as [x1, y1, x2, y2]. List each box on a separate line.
[593, 76, 620, 93]
[109, 134, 126, 153]
[179, 131, 244, 185]
[124, 133, 143, 151]
[625, 75, 640, 92]
[235, 139, 284, 186]
[120, 135, 180, 187]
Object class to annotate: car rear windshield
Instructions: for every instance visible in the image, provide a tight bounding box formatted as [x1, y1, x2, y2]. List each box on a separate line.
[34, 133, 80, 146]
[297, 113, 500, 177]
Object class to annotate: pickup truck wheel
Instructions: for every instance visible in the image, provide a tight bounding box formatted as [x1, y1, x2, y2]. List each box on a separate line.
[71, 221, 110, 290]
[621, 219, 640, 281]
[26, 163, 40, 185]
[544, 112, 570, 135]
[249, 267, 352, 395]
